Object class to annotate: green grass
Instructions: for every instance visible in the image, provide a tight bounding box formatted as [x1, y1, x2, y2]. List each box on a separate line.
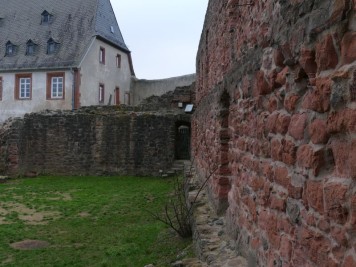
[0, 176, 192, 267]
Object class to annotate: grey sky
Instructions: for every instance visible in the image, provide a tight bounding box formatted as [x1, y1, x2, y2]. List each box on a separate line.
[112, 0, 208, 79]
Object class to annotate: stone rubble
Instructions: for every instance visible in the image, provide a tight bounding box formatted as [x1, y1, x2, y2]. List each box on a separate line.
[173, 167, 247, 267]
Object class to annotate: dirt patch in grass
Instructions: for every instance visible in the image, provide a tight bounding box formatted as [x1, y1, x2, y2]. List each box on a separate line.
[1, 255, 14, 265]
[10, 240, 50, 250]
[0, 202, 61, 225]
[78, 212, 90, 217]
[47, 192, 72, 201]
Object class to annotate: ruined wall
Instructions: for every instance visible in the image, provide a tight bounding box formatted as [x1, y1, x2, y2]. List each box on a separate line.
[138, 83, 196, 111]
[193, 0, 356, 266]
[130, 74, 196, 106]
[0, 107, 189, 177]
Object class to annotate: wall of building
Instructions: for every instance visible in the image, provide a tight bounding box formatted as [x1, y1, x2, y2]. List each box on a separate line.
[79, 38, 133, 107]
[0, 106, 190, 177]
[193, 0, 356, 266]
[130, 73, 196, 106]
[0, 70, 73, 123]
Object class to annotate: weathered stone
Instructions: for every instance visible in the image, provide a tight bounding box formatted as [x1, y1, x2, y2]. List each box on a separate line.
[286, 198, 300, 223]
[288, 113, 308, 140]
[297, 145, 324, 176]
[341, 32, 356, 64]
[299, 48, 317, 78]
[324, 182, 349, 224]
[304, 180, 324, 214]
[309, 119, 329, 144]
[316, 34, 339, 72]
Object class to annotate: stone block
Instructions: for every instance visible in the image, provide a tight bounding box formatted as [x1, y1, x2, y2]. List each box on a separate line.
[280, 235, 292, 261]
[276, 113, 291, 135]
[302, 77, 332, 113]
[316, 34, 339, 72]
[284, 93, 300, 113]
[330, 139, 356, 178]
[342, 254, 356, 267]
[288, 113, 308, 140]
[255, 71, 273, 95]
[286, 198, 300, 223]
[327, 109, 356, 134]
[324, 182, 349, 224]
[341, 32, 356, 65]
[309, 119, 329, 144]
[297, 144, 324, 176]
[274, 166, 289, 188]
[299, 48, 317, 78]
[304, 180, 324, 214]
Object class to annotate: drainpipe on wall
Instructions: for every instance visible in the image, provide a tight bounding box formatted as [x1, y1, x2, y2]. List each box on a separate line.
[70, 68, 75, 110]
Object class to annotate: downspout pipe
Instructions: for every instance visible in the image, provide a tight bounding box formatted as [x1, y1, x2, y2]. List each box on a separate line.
[70, 68, 75, 110]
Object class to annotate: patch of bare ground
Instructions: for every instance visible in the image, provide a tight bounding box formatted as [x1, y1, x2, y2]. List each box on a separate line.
[0, 202, 61, 225]
[10, 240, 49, 250]
[1, 255, 14, 266]
[78, 211, 90, 217]
[47, 192, 72, 201]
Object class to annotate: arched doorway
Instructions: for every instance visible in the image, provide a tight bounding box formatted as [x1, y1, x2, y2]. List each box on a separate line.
[175, 123, 191, 160]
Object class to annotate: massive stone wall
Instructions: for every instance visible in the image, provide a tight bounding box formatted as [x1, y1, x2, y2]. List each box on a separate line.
[193, 0, 356, 266]
[0, 107, 190, 177]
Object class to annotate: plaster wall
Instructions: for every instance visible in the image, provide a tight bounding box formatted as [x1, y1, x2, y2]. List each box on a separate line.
[130, 74, 196, 106]
[79, 38, 132, 107]
[0, 70, 73, 123]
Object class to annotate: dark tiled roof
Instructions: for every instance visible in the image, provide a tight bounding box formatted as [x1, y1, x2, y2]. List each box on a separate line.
[0, 0, 129, 71]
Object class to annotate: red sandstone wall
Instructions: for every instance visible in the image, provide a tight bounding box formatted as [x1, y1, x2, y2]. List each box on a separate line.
[193, 0, 356, 266]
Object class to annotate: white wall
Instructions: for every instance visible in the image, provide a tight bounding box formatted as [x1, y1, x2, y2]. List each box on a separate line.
[0, 70, 73, 123]
[79, 38, 133, 107]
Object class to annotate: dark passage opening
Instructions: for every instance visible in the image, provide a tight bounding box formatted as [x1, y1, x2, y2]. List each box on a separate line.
[175, 122, 191, 160]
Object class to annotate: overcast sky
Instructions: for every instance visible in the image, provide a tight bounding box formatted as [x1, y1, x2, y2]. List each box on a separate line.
[112, 0, 208, 80]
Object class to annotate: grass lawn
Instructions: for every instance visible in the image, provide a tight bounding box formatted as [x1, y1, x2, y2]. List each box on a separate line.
[0, 176, 192, 267]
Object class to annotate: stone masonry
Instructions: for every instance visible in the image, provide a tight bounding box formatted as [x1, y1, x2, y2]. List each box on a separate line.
[0, 106, 190, 177]
[193, 0, 356, 266]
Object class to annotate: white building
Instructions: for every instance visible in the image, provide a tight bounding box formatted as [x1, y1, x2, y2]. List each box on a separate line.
[0, 0, 135, 122]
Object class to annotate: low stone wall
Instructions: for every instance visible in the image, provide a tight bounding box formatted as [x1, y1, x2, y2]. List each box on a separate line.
[0, 106, 190, 177]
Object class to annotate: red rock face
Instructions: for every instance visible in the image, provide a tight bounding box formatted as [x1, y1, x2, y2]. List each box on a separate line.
[193, 0, 355, 266]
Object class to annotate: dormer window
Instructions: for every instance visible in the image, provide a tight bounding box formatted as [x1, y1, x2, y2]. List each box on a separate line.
[41, 10, 53, 24]
[47, 38, 59, 54]
[26, 40, 37, 55]
[5, 41, 16, 56]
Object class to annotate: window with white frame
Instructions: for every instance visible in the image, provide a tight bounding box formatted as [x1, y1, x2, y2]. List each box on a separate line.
[51, 77, 63, 98]
[15, 74, 32, 100]
[99, 47, 105, 64]
[46, 72, 65, 100]
[99, 84, 105, 103]
[20, 78, 31, 99]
